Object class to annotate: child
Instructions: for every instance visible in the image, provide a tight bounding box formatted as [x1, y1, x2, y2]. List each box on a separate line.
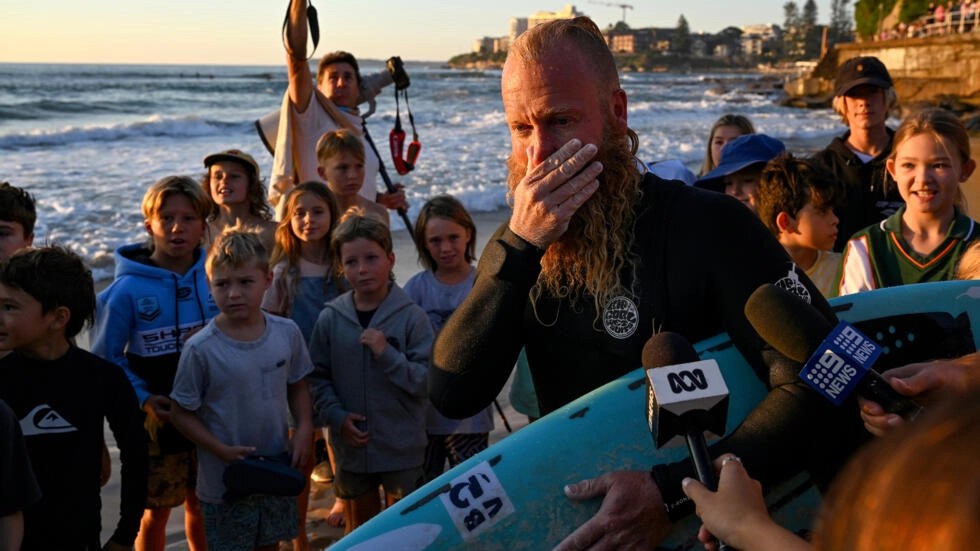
[0, 182, 36, 261]
[263, 182, 343, 342]
[202, 149, 277, 253]
[956, 241, 980, 280]
[756, 153, 843, 298]
[812, 56, 905, 251]
[316, 129, 390, 226]
[0, 183, 116, 488]
[838, 108, 978, 295]
[170, 228, 313, 551]
[92, 175, 218, 550]
[402, 195, 494, 481]
[0, 399, 40, 550]
[695, 134, 786, 213]
[698, 114, 755, 177]
[0, 246, 148, 550]
[308, 210, 433, 532]
[261, 181, 345, 540]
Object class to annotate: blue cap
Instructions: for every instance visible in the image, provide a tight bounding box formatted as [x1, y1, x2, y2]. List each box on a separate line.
[695, 134, 786, 191]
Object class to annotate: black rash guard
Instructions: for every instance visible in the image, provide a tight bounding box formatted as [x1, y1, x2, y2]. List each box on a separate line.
[431, 174, 868, 519]
[0, 347, 148, 549]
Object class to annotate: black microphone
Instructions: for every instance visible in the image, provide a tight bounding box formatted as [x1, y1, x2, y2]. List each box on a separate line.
[645, 332, 734, 551]
[745, 284, 922, 420]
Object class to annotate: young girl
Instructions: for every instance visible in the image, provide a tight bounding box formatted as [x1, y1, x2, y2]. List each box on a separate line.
[838, 108, 978, 295]
[307, 210, 433, 532]
[402, 195, 494, 481]
[202, 149, 277, 253]
[260, 182, 345, 545]
[698, 114, 756, 177]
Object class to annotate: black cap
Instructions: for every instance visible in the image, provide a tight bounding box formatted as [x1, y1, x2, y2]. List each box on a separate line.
[835, 56, 893, 97]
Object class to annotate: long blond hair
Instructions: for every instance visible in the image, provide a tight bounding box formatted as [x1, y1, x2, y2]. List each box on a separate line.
[268, 182, 342, 315]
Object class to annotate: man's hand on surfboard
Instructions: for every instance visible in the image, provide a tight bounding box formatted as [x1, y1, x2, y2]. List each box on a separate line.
[553, 470, 671, 550]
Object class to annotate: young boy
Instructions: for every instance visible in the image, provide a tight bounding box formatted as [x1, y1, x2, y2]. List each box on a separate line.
[0, 246, 148, 550]
[756, 153, 843, 298]
[316, 129, 391, 226]
[92, 175, 218, 549]
[812, 56, 905, 251]
[170, 228, 313, 551]
[695, 134, 786, 213]
[0, 182, 36, 262]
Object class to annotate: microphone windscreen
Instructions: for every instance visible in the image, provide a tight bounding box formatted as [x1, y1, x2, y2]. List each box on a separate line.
[744, 284, 836, 363]
[642, 331, 700, 369]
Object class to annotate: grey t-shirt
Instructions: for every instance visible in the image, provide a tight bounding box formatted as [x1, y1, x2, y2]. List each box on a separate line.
[171, 313, 313, 503]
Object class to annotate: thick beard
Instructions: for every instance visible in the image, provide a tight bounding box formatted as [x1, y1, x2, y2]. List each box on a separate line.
[507, 125, 640, 312]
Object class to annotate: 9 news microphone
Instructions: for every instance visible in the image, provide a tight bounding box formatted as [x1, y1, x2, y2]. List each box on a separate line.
[644, 332, 735, 551]
[744, 284, 922, 419]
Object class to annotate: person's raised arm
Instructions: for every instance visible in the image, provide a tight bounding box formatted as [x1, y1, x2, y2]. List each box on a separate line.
[285, 0, 314, 111]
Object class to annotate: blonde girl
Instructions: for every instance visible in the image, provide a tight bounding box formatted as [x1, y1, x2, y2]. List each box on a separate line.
[261, 181, 345, 544]
[838, 108, 978, 295]
[698, 114, 756, 177]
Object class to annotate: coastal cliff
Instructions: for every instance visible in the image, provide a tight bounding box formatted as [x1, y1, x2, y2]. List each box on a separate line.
[784, 32, 980, 108]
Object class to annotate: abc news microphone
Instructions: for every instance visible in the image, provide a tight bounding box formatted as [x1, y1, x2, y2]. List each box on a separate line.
[644, 332, 735, 551]
[745, 284, 922, 420]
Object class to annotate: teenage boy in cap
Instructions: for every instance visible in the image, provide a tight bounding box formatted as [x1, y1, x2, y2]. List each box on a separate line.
[695, 134, 786, 213]
[201, 149, 277, 254]
[811, 56, 905, 251]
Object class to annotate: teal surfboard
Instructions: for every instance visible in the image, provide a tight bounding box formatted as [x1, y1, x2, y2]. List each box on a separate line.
[330, 280, 980, 550]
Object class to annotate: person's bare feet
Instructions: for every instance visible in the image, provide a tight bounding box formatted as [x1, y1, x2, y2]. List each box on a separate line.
[326, 499, 346, 528]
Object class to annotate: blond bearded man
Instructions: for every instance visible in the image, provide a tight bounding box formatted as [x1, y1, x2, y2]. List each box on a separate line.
[431, 17, 869, 550]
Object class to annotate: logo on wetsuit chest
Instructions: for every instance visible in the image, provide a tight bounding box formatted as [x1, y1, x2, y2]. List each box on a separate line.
[774, 264, 812, 304]
[603, 295, 639, 339]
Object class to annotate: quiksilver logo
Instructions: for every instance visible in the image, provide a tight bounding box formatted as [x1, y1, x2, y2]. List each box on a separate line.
[667, 369, 709, 393]
[19, 404, 78, 436]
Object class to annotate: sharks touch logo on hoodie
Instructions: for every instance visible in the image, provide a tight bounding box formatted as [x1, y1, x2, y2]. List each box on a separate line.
[19, 404, 78, 436]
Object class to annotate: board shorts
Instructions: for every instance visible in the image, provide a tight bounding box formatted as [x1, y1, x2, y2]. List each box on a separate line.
[146, 449, 197, 508]
[200, 495, 298, 550]
[424, 433, 490, 482]
[334, 466, 425, 501]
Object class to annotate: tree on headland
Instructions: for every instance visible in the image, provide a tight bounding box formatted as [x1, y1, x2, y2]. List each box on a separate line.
[829, 0, 853, 44]
[673, 14, 691, 54]
[783, 1, 804, 58]
[802, 0, 821, 57]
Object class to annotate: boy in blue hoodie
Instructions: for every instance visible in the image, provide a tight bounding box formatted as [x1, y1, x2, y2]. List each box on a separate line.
[93, 175, 218, 550]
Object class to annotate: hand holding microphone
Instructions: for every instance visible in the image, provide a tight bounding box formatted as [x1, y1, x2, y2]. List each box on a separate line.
[644, 332, 735, 550]
[744, 284, 923, 421]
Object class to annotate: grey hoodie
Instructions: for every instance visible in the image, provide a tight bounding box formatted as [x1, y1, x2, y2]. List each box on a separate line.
[308, 283, 434, 473]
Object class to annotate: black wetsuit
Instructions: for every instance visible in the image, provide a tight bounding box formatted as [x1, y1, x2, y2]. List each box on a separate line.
[0, 347, 148, 550]
[810, 129, 905, 251]
[430, 174, 868, 519]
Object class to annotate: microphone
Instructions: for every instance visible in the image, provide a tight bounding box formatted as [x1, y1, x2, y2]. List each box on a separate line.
[645, 332, 734, 550]
[745, 284, 922, 419]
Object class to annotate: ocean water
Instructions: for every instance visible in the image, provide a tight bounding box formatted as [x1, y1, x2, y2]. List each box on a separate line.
[0, 61, 847, 281]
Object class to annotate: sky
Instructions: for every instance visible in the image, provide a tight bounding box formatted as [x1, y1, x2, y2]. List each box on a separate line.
[1, 1, 845, 65]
